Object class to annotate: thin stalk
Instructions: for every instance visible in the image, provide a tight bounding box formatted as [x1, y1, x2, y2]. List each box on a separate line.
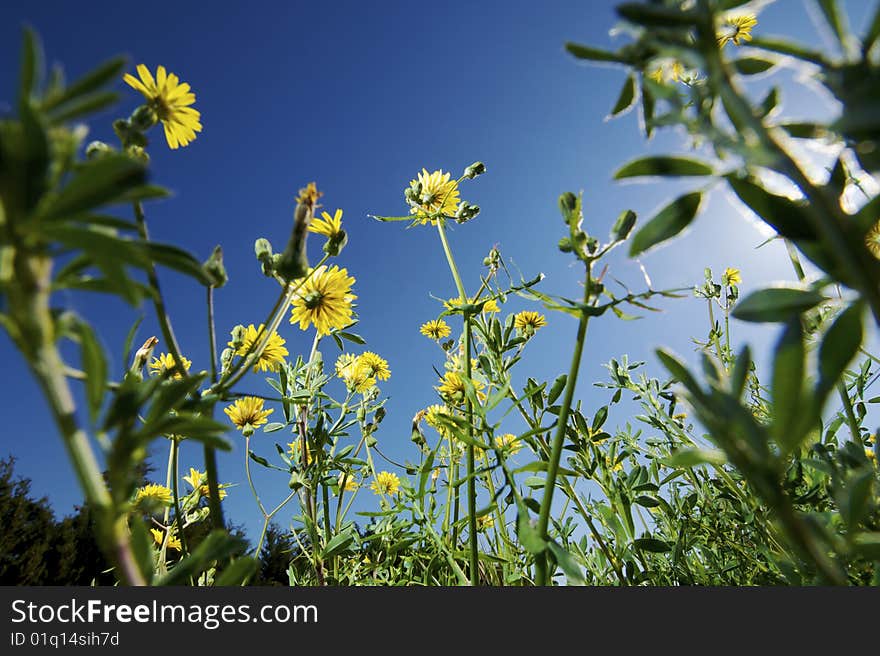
[207, 287, 218, 383]
[535, 265, 592, 586]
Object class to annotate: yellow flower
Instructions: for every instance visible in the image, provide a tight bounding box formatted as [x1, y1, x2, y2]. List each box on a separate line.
[514, 311, 547, 335]
[150, 528, 181, 551]
[867, 448, 877, 462]
[230, 324, 288, 372]
[289, 265, 357, 336]
[335, 353, 376, 393]
[224, 396, 273, 432]
[337, 472, 359, 492]
[183, 468, 227, 500]
[722, 267, 742, 286]
[424, 404, 453, 437]
[359, 351, 391, 381]
[123, 64, 201, 149]
[370, 471, 401, 495]
[309, 209, 344, 239]
[605, 457, 624, 473]
[148, 352, 192, 379]
[296, 182, 323, 206]
[436, 371, 484, 404]
[409, 169, 461, 225]
[287, 440, 314, 466]
[420, 319, 452, 340]
[481, 298, 500, 314]
[135, 484, 172, 506]
[717, 14, 757, 47]
[494, 433, 523, 455]
[476, 514, 495, 531]
[648, 67, 664, 84]
[648, 60, 686, 84]
[865, 222, 880, 259]
[868, 434, 877, 445]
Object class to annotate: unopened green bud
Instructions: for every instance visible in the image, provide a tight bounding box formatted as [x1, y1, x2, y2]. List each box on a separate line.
[229, 325, 246, 350]
[130, 104, 158, 131]
[375, 406, 386, 424]
[463, 161, 486, 179]
[85, 140, 115, 159]
[125, 144, 149, 163]
[220, 347, 235, 371]
[558, 237, 573, 253]
[610, 209, 637, 242]
[455, 202, 480, 224]
[255, 238, 275, 276]
[203, 245, 228, 288]
[559, 192, 579, 225]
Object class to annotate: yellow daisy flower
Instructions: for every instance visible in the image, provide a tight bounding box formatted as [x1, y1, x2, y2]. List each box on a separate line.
[150, 528, 182, 551]
[494, 433, 523, 455]
[476, 514, 495, 531]
[409, 168, 461, 225]
[424, 404, 453, 437]
[135, 483, 172, 506]
[182, 468, 227, 500]
[648, 61, 686, 84]
[230, 324, 288, 373]
[370, 471, 401, 496]
[722, 267, 742, 286]
[865, 221, 880, 259]
[605, 456, 624, 473]
[436, 371, 484, 404]
[309, 209, 343, 239]
[335, 353, 376, 393]
[514, 311, 547, 335]
[287, 440, 314, 467]
[481, 298, 500, 314]
[123, 64, 202, 149]
[337, 472, 359, 492]
[717, 14, 757, 47]
[420, 319, 452, 340]
[289, 265, 357, 336]
[359, 351, 391, 381]
[148, 352, 192, 379]
[224, 397, 273, 432]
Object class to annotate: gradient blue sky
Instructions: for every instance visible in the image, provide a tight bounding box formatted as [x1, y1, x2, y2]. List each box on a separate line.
[2, 1, 876, 540]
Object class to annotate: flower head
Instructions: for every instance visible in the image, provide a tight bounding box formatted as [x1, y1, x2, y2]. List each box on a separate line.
[420, 319, 452, 340]
[717, 14, 757, 47]
[648, 60, 687, 84]
[370, 471, 401, 496]
[287, 440, 314, 466]
[424, 404, 453, 437]
[866, 221, 880, 259]
[150, 528, 182, 551]
[230, 324, 288, 372]
[722, 267, 742, 286]
[514, 311, 547, 336]
[290, 265, 357, 336]
[309, 209, 344, 239]
[494, 433, 523, 455]
[408, 169, 461, 225]
[135, 483, 172, 507]
[436, 371, 484, 404]
[335, 353, 376, 393]
[337, 472, 359, 492]
[183, 468, 227, 500]
[123, 64, 202, 149]
[481, 298, 500, 314]
[224, 397, 273, 433]
[148, 352, 192, 379]
[477, 514, 495, 531]
[358, 351, 391, 381]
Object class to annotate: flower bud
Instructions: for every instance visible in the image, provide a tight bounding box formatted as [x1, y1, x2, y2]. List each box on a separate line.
[85, 140, 115, 159]
[275, 201, 311, 282]
[229, 325, 246, 350]
[130, 104, 158, 131]
[324, 229, 348, 257]
[559, 192, 579, 225]
[202, 245, 228, 288]
[125, 144, 149, 163]
[463, 161, 486, 179]
[454, 202, 480, 224]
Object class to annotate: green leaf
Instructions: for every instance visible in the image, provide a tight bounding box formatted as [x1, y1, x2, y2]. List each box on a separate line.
[19, 28, 43, 106]
[656, 348, 704, 399]
[547, 374, 567, 405]
[725, 175, 817, 240]
[142, 242, 214, 286]
[663, 448, 727, 468]
[865, 4, 880, 52]
[516, 506, 547, 556]
[609, 74, 637, 117]
[817, 302, 864, 400]
[46, 91, 119, 124]
[547, 540, 586, 585]
[214, 557, 259, 586]
[336, 331, 366, 345]
[628, 192, 703, 256]
[732, 286, 825, 323]
[40, 154, 147, 220]
[815, 0, 851, 51]
[771, 320, 808, 452]
[617, 3, 700, 27]
[633, 537, 672, 553]
[732, 57, 776, 75]
[368, 215, 414, 222]
[249, 450, 272, 469]
[128, 520, 155, 585]
[322, 532, 354, 559]
[72, 318, 107, 423]
[748, 36, 827, 66]
[43, 56, 126, 111]
[564, 42, 626, 63]
[156, 530, 246, 586]
[615, 157, 714, 179]
[842, 469, 874, 530]
[852, 532, 880, 560]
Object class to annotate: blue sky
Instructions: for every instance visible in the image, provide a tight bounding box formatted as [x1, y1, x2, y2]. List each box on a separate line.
[1, 0, 876, 541]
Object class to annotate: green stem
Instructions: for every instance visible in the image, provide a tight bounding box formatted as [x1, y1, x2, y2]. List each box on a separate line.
[207, 287, 218, 384]
[535, 265, 592, 586]
[465, 314, 479, 585]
